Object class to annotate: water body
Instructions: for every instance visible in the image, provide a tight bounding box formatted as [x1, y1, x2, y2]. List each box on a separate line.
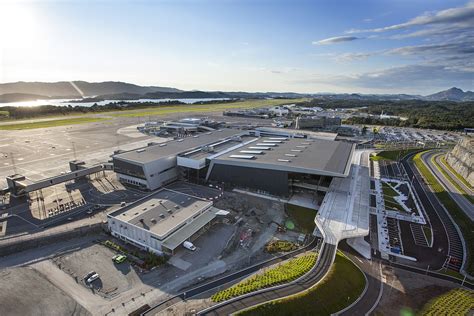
[0, 98, 231, 107]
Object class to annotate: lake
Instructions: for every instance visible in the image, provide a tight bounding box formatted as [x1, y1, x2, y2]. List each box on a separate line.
[0, 98, 231, 107]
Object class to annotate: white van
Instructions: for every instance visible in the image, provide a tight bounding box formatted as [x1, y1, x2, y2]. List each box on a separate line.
[183, 241, 196, 251]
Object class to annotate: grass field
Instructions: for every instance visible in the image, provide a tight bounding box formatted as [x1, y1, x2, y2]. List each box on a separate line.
[418, 288, 474, 316]
[0, 117, 109, 130]
[110, 98, 307, 118]
[381, 182, 406, 212]
[413, 151, 473, 275]
[371, 148, 421, 161]
[286, 204, 317, 234]
[238, 252, 366, 316]
[211, 252, 317, 303]
[432, 154, 474, 204]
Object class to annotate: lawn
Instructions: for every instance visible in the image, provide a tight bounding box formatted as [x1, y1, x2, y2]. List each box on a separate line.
[0, 117, 108, 130]
[110, 98, 307, 118]
[371, 148, 421, 161]
[237, 252, 366, 316]
[418, 288, 474, 315]
[286, 204, 317, 233]
[422, 225, 432, 244]
[381, 182, 406, 212]
[413, 151, 473, 275]
[211, 252, 317, 303]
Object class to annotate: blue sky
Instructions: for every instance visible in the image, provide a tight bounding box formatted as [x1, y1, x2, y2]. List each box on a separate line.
[0, 0, 473, 94]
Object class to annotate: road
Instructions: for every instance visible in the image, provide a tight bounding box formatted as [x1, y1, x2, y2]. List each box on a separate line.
[142, 237, 320, 315]
[338, 243, 382, 316]
[401, 152, 463, 272]
[197, 243, 336, 316]
[422, 151, 474, 221]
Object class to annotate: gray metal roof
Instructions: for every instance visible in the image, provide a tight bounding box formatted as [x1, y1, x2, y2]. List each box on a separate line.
[213, 137, 354, 177]
[109, 189, 212, 239]
[113, 129, 244, 164]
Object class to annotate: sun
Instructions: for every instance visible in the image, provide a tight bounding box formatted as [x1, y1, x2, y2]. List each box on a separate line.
[0, 2, 41, 50]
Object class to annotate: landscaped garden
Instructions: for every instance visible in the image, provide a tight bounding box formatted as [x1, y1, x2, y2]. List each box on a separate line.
[418, 288, 474, 315]
[265, 240, 299, 253]
[211, 252, 317, 303]
[237, 252, 366, 316]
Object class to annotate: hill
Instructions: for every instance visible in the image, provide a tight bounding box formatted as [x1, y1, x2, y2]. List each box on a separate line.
[0, 93, 52, 103]
[0, 81, 181, 98]
[425, 87, 474, 102]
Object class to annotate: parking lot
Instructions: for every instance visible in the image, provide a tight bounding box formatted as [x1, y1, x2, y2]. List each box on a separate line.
[0, 267, 91, 316]
[53, 243, 140, 299]
[377, 127, 460, 144]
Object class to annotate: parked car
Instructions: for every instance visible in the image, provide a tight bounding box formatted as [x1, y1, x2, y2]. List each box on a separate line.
[112, 254, 127, 264]
[86, 273, 99, 283]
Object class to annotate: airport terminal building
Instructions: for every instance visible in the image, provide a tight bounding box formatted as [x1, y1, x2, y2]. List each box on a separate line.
[112, 128, 354, 198]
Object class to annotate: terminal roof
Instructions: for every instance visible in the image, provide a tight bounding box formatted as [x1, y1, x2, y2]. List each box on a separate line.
[114, 129, 244, 164]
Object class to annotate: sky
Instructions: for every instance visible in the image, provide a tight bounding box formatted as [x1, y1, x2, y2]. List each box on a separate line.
[0, 0, 473, 94]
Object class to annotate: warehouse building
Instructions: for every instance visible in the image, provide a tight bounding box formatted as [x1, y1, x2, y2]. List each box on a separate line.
[107, 189, 227, 255]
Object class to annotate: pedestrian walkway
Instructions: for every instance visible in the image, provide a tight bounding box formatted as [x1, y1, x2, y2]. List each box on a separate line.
[314, 150, 370, 246]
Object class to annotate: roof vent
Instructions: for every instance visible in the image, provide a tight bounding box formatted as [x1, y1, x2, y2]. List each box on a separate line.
[249, 146, 271, 150]
[240, 150, 263, 154]
[229, 154, 255, 159]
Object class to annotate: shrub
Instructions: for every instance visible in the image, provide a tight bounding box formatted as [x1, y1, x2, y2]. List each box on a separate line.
[211, 252, 317, 302]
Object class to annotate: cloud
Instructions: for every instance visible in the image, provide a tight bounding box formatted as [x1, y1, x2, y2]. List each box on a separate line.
[347, 1, 474, 34]
[295, 64, 473, 92]
[330, 37, 474, 63]
[312, 36, 360, 45]
[334, 52, 376, 62]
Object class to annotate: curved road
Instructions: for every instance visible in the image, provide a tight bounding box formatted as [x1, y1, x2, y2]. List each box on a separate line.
[338, 244, 382, 316]
[423, 151, 474, 221]
[142, 238, 320, 315]
[198, 243, 337, 315]
[401, 152, 463, 272]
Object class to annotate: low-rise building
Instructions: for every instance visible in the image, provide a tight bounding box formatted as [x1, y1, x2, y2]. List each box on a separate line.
[107, 189, 227, 255]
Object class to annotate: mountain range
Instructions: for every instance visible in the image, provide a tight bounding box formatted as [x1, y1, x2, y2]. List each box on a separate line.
[0, 81, 473, 103]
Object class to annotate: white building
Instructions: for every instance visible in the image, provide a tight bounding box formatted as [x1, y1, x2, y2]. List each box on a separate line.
[107, 189, 226, 255]
[268, 106, 289, 117]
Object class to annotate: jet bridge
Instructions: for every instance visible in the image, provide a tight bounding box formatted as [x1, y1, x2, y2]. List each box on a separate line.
[6, 160, 113, 197]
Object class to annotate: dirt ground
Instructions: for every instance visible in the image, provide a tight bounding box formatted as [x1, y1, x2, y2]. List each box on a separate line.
[374, 266, 460, 316]
[0, 267, 91, 316]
